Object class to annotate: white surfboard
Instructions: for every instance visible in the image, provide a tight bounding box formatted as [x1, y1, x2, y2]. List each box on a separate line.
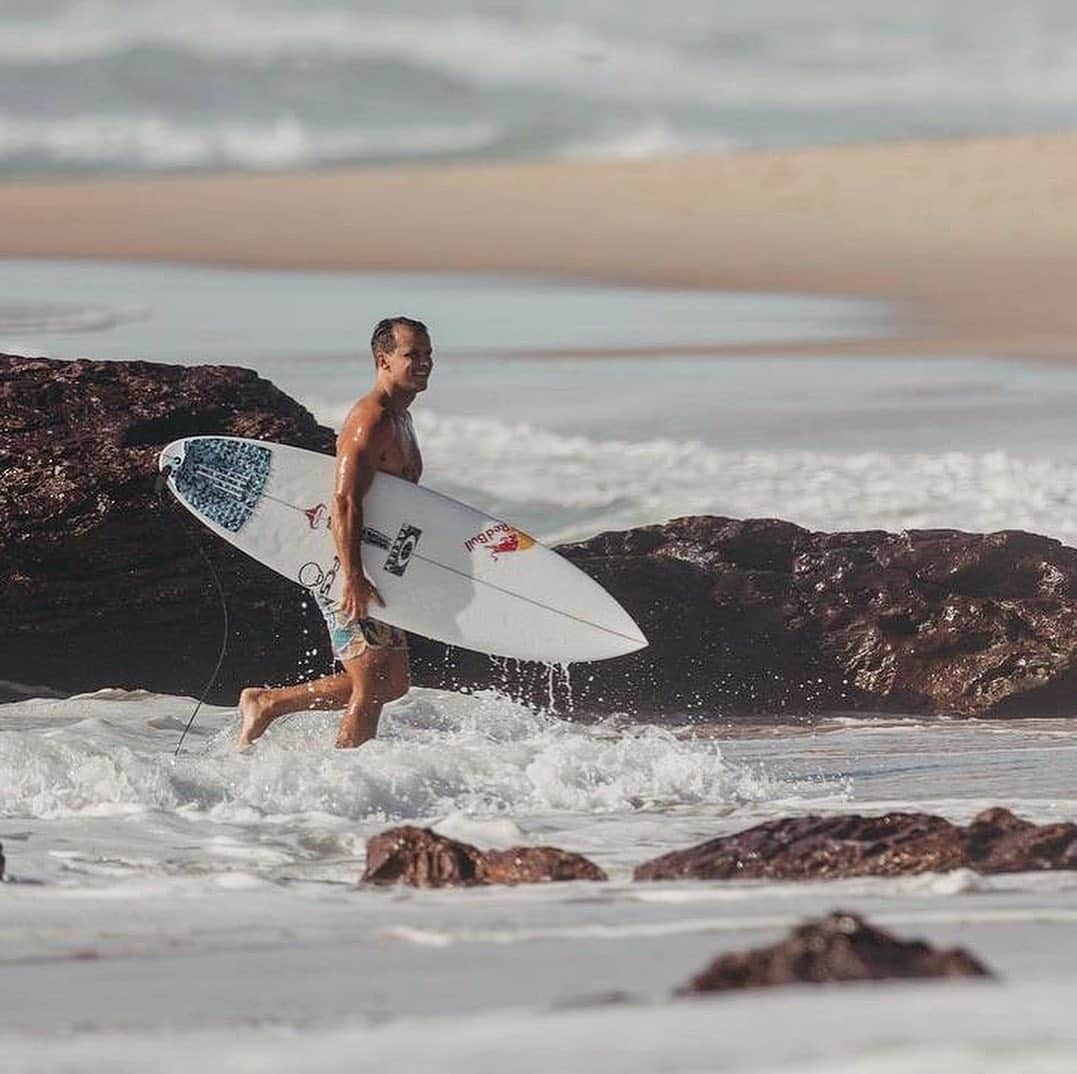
[158, 436, 647, 663]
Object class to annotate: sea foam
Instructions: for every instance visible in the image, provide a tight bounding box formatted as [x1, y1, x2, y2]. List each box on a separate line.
[0, 688, 780, 822]
[403, 412, 1077, 547]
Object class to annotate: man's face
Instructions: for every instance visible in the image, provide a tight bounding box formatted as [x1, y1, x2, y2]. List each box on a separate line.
[379, 325, 433, 393]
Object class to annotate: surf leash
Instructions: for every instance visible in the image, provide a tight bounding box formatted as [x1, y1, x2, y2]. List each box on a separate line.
[155, 465, 230, 756]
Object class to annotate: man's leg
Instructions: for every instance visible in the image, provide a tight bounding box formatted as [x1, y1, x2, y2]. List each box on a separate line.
[238, 672, 352, 747]
[335, 645, 410, 749]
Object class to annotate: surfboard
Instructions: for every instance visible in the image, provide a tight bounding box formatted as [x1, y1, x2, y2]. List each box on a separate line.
[158, 436, 647, 663]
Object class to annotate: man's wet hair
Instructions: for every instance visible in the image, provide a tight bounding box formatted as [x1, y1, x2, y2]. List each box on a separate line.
[371, 317, 429, 363]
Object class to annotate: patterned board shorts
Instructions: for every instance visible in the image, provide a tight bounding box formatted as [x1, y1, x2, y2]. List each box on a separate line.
[317, 598, 407, 662]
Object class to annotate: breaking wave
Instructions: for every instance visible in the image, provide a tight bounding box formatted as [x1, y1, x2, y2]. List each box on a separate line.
[0, 688, 790, 821]
[299, 407, 1077, 549]
[4, 1, 1077, 174]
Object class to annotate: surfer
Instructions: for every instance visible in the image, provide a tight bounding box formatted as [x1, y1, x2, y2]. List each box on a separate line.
[238, 317, 431, 748]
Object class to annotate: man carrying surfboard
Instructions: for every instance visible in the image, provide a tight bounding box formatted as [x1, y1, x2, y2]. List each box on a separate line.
[237, 316, 431, 748]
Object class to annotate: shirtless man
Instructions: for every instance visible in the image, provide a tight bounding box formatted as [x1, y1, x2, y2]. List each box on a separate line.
[237, 316, 432, 748]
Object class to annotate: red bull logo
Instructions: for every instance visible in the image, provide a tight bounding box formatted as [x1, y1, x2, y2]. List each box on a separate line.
[465, 521, 536, 559]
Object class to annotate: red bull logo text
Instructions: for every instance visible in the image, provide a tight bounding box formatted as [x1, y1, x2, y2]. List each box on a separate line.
[465, 521, 536, 558]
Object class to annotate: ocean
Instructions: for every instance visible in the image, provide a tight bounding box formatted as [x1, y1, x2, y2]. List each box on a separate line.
[3, 0, 1077, 176]
[4, 258, 1077, 1069]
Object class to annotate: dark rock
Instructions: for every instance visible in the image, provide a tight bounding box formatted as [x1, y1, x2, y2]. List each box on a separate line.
[0, 353, 336, 702]
[634, 807, 1077, 881]
[481, 845, 608, 885]
[964, 807, 1077, 872]
[362, 826, 606, 887]
[0, 842, 4, 880]
[363, 826, 485, 887]
[413, 516, 1077, 718]
[677, 912, 992, 993]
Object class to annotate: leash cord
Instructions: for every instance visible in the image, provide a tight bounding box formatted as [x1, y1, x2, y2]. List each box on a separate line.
[156, 466, 230, 756]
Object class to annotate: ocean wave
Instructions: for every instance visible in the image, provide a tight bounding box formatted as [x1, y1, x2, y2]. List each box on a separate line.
[559, 121, 739, 161]
[3, 2, 1077, 176]
[0, 301, 148, 335]
[0, 688, 790, 821]
[0, 112, 497, 169]
[5, 1, 1077, 111]
[301, 409, 1077, 548]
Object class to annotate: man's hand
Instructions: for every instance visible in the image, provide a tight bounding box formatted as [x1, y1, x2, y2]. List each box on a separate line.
[339, 572, 384, 622]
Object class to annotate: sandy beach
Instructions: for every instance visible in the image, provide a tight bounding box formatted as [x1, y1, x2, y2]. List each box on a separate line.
[3, 132, 1077, 359]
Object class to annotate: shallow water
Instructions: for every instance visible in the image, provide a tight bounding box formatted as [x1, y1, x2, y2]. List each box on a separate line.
[6, 691, 1075, 892]
[0, 258, 892, 361]
[4, 690, 1077, 1071]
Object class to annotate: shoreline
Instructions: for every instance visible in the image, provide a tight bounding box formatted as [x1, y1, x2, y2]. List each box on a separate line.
[2, 132, 1077, 360]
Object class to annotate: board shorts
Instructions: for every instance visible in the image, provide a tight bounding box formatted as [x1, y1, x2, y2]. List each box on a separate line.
[317, 597, 407, 662]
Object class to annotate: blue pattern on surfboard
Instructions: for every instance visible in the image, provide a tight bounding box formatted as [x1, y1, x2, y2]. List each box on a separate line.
[173, 438, 271, 532]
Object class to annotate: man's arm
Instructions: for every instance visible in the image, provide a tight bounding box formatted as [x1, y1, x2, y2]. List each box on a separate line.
[333, 404, 393, 621]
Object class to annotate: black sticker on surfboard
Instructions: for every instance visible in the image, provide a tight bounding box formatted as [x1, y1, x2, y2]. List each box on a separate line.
[174, 439, 271, 533]
[361, 526, 391, 551]
[384, 523, 422, 576]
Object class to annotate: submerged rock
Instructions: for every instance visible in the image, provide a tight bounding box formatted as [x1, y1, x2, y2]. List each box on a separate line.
[7, 353, 1077, 719]
[678, 912, 992, 993]
[362, 826, 607, 887]
[634, 807, 1077, 881]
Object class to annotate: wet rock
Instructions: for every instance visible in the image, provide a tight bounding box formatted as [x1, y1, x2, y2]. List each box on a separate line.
[414, 517, 1077, 718]
[0, 353, 336, 701]
[634, 807, 1077, 881]
[963, 806, 1077, 872]
[678, 912, 992, 993]
[363, 826, 485, 887]
[481, 846, 608, 885]
[362, 826, 607, 887]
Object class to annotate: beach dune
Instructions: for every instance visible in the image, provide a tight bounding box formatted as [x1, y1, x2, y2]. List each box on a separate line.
[3, 132, 1077, 359]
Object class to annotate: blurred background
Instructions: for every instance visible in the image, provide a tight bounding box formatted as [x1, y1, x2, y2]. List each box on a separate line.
[2, 0, 1076, 178]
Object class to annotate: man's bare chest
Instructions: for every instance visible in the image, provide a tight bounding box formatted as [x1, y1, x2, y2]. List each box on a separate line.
[378, 412, 422, 483]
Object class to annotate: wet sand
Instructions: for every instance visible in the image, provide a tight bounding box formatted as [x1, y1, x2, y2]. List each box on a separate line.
[3, 132, 1077, 359]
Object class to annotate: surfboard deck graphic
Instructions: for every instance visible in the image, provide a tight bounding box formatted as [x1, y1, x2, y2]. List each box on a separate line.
[158, 436, 647, 663]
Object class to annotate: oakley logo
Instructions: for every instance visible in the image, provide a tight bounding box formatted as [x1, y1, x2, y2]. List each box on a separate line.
[384, 523, 422, 576]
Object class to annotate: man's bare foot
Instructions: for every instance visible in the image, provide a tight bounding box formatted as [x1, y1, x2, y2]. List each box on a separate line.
[334, 716, 375, 749]
[237, 687, 275, 748]
[334, 728, 370, 749]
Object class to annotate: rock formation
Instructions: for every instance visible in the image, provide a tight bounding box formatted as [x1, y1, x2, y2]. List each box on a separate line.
[635, 807, 1077, 881]
[7, 353, 1077, 719]
[362, 825, 607, 887]
[0, 353, 336, 702]
[416, 515, 1077, 718]
[677, 911, 992, 993]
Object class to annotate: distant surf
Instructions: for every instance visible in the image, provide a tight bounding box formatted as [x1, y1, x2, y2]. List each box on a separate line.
[4, 1, 1077, 177]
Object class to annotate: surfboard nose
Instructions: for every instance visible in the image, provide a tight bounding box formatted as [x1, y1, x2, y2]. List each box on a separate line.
[605, 605, 648, 657]
[571, 584, 648, 660]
